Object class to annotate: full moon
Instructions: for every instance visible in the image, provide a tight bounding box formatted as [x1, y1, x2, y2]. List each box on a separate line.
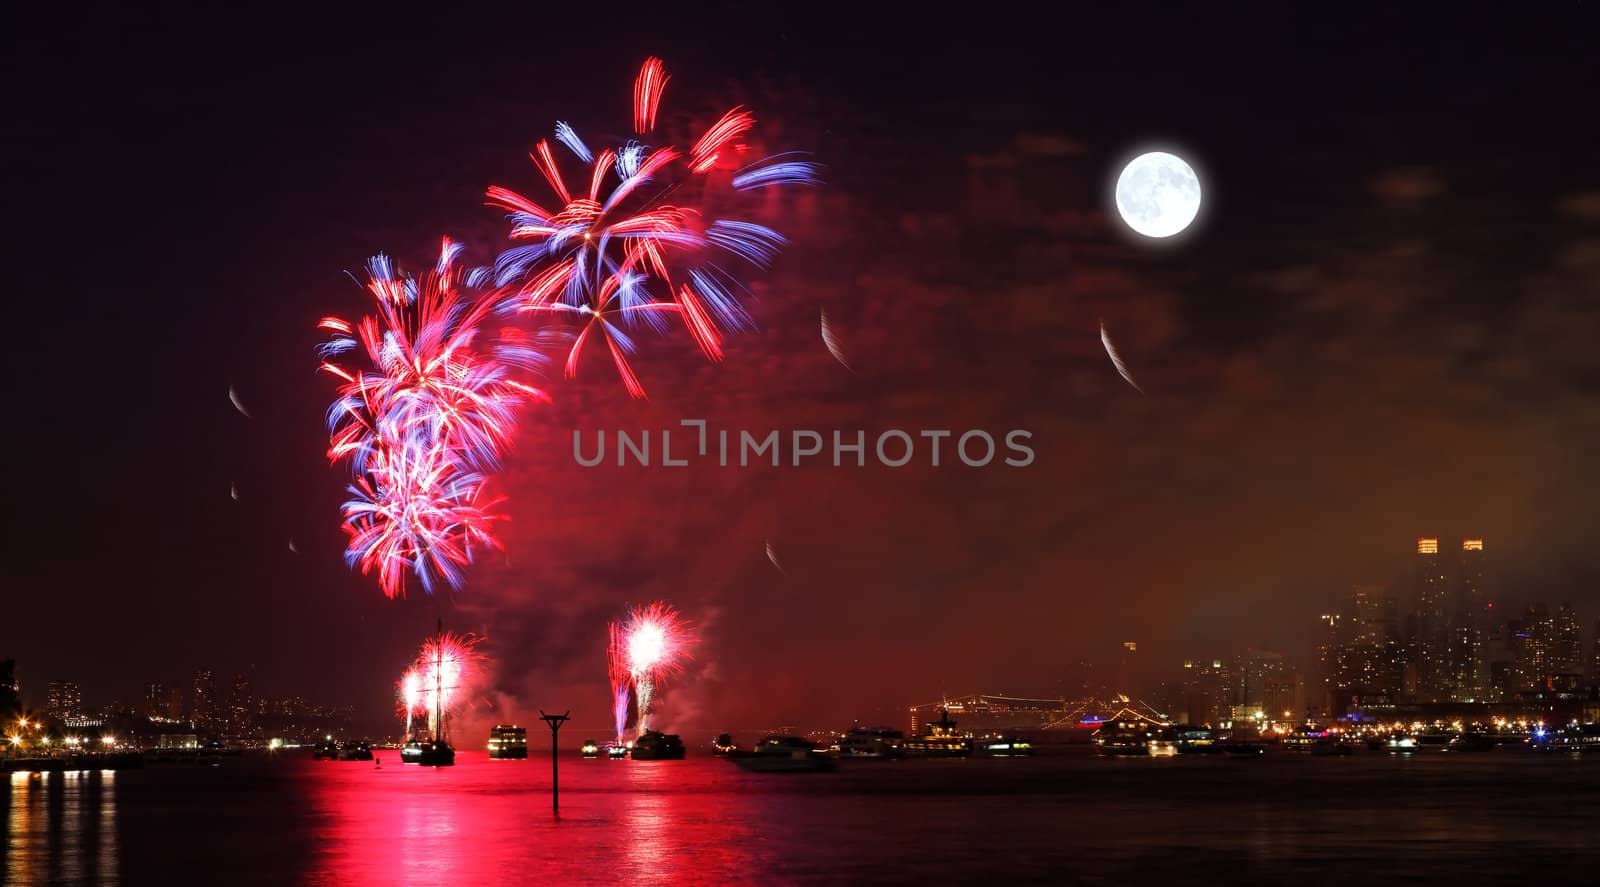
[1114, 151, 1202, 238]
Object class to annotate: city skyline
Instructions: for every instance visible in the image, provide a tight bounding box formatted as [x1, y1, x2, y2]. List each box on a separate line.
[10, 534, 1597, 739]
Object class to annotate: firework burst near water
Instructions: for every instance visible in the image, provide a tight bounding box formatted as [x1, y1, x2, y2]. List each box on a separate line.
[607, 602, 696, 741]
[397, 629, 486, 739]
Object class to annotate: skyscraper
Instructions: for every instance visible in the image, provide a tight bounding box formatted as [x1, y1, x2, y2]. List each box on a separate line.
[227, 674, 254, 739]
[192, 669, 216, 728]
[1321, 585, 1404, 713]
[144, 681, 167, 719]
[1413, 537, 1451, 702]
[46, 680, 82, 721]
[1552, 603, 1582, 675]
[1591, 620, 1599, 688]
[1447, 538, 1487, 701]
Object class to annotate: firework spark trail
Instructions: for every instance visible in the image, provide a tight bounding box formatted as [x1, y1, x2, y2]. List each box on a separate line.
[487, 57, 821, 398]
[228, 385, 251, 418]
[607, 622, 632, 744]
[820, 307, 851, 371]
[1100, 320, 1143, 394]
[609, 602, 697, 739]
[766, 539, 784, 573]
[398, 668, 423, 737]
[319, 238, 548, 598]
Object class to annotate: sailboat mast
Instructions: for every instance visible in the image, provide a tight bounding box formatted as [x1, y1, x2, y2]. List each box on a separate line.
[435, 618, 444, 744]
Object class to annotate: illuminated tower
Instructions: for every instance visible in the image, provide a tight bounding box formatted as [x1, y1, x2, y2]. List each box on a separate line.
[1591, 621, 1600, 689]
[1412, 537, 1450, 702]
[1552, 603, 1582, 675]
[191, 669, 217, 729]
[1448, 538, 1487, 701]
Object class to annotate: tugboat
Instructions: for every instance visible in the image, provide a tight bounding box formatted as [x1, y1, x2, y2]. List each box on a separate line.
[313, 739, 341, 760]
[338, 742, 375, 761]
[902, 709, 973, 757]
[488, 725, 528, 759]
[729, 735, 835, 772]
[606, 743, 629, 759]
[580, 739, 601, 758]
[712, 733, 737, 755]
[629, 730, 686, 760]
[835, 726, 906, 758]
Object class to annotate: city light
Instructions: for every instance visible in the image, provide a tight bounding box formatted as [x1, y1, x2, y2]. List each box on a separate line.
[1417, 537, 1439, 554]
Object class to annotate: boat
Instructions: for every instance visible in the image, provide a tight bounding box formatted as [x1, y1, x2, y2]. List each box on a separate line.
[629, 730, 686, 760]
[902, 709, 973, 757]
[338, 742, 374, 761]
[488, 725, 528, 759]
[729, 735, 835, 772]
[1220, 742, 1265, 757]
[402, 620, 456, 766]
[313, 740, 341, 760]
[1094, 719, 1165, 756]
[1530, 723, 1600, 753]
[1446, 732, 1496, 753]
[580, 739, 601, 758]
[606, 743, 629, 759]
[1417, 728, 1456, 750]
[976, 735, 1033, 757]
[1174, 725, 1222, 754]
[712, 733, 737, 755]
[1385, 733, 1419, 754]
[835, 726, 906, 758]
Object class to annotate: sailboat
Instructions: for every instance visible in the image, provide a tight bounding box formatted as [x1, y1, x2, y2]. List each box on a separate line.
[402, 620, 457, 767]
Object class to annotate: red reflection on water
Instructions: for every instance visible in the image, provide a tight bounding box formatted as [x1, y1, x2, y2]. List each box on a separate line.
[305, 751, 765, 882]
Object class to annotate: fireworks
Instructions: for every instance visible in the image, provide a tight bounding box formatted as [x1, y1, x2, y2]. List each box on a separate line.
[319, 57, 818, 596]
[487, 56, 821, 398]
[607, 602, 696, 740]
[318, 238, 548, 598]
[398, 628, 484, 741]
[820, 307, 851, 371]
[1099, 320, 1143, 394]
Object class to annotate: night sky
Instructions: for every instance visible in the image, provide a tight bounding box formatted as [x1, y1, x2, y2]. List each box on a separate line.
[7, 4, 1599, 733]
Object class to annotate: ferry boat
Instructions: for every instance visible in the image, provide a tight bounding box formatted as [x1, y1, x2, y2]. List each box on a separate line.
[629, 730, 686, 760]
[1093, 719, 1166, 756]
[730, 735, 835, 772]
[902, 709, 973, 757]
[488, 725, 528, 759]
[580, 739, 601, 758]
[835, 726, 906, 758]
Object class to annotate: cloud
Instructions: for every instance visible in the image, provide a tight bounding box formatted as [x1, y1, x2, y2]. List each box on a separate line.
[1370, 166, 1444, 207]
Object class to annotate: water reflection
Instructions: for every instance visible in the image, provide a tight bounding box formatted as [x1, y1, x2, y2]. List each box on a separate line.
[307, 751, 766, 882]
[4, 769, 118, 885]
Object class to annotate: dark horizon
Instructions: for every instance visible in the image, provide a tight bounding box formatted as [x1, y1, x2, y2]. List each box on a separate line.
[7, 3, 1600, 733]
